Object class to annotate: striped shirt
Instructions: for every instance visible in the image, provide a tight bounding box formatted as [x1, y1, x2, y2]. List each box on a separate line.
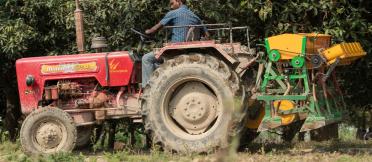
[160, 5, 206, 42]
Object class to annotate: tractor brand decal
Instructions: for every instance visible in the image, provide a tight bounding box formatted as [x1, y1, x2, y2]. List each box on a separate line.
[41, 62, 98, 74]
[109, 59, 128, 73]
[24, 89, 34, 95]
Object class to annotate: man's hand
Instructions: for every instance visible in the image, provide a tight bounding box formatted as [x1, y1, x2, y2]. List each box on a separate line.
[146, 23, 163, 35]
[205, 31, 210, 39]
[145, 29, 152, 35]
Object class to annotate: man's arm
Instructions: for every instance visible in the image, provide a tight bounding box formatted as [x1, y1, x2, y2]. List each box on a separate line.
[145, 11, 175, 35]
[145, 23, 163, 35]
[203, 26, 210, 38]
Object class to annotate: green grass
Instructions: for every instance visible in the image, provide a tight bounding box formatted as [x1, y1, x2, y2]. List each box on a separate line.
[1, 140, 372, 162]
[1, 125, 372, 162]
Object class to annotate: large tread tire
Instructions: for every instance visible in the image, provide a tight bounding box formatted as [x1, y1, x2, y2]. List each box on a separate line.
[142, 54, 242, 153]
[20, 107, 77, 155]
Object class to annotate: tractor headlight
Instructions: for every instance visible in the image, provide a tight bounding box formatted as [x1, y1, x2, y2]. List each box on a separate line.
[26, 75, 35, 87]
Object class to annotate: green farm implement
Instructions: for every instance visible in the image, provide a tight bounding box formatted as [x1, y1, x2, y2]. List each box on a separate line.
[246, 33, 366, 134]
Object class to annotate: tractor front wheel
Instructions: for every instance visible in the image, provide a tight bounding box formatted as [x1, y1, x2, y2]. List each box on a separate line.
[20, 107, 77, 155]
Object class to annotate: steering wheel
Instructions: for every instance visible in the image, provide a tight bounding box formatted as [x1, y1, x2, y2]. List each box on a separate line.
[130, 28, 153, 42]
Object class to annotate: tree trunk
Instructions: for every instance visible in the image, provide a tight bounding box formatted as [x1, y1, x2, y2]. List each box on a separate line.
[0, 69, 22, 142]
[4, 93, 21, 142]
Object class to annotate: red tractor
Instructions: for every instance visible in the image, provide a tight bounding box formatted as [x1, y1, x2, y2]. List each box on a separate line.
[16, 25, 255, 154]
[16, 23, 369, 156]
[15, 4, 367, 155]
[16, 22, 368, 155]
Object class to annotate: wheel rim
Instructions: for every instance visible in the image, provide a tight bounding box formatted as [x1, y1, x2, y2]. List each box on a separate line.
[162, 77, 223, 140]
[32, 119, 67, 153]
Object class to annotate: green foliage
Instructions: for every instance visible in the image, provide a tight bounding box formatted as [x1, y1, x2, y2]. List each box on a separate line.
[0, 0, 370, 55]
[0, 19, 36, 59]
[2, 129, 372, 162]
[0, 141, 86, 162]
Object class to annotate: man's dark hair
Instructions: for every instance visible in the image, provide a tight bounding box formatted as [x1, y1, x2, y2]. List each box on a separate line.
[180, 0, 187, 4]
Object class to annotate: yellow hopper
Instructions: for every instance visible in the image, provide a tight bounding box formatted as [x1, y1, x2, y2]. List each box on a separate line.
[322, 42, 366, 65]
[265, 33, 331, 61]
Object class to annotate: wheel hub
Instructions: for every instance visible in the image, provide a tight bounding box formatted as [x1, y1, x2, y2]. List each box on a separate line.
[182, 97, 208, 122]
[169, 82, 219, 135]
[35, 122, 63, 149]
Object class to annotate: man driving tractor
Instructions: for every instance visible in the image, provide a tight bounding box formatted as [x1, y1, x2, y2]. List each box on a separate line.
[142, 0, 208, 88]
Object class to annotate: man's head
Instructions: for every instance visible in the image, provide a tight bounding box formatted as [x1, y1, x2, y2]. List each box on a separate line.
[170, 0, 186, 10]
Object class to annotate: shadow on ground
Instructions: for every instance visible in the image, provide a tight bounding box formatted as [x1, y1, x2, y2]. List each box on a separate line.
[239, 140, 372, 155]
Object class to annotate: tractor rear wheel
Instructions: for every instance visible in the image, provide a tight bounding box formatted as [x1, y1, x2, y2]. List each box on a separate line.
[20, 107, 77, 155]
[142, 54, 242, 153]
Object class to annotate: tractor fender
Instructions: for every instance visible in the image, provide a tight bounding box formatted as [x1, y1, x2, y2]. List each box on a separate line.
[154, 40, 239, 66]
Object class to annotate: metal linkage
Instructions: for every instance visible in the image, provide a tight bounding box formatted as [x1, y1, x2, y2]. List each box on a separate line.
[163, 23, 252, 47]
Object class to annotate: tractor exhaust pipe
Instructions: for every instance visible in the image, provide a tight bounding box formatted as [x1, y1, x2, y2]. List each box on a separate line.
[75, 0, 85, 53]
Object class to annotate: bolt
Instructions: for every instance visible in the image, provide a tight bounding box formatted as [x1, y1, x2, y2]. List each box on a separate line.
[187, 114, 190, 117]
[198, 102, 201, 104]
[193, 116, 196, 119]
[201, 107, 204, 110]
[199, 113, 202, 116]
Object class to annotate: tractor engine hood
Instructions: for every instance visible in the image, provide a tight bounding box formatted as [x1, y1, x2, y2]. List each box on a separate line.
[16, 51, 135, 114]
